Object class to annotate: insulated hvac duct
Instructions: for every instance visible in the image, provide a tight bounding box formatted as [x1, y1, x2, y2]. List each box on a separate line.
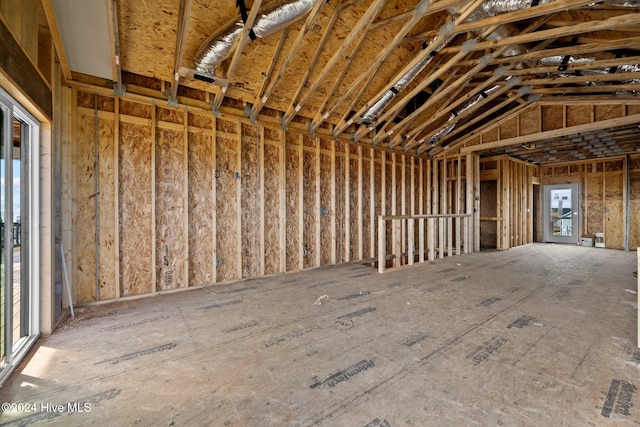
[359, 32, 454, 125]
[195, 0, 316, 75]
[539, 56, 640, 84]
[357, 0, 551, 126]
[426, 79, 511, 145]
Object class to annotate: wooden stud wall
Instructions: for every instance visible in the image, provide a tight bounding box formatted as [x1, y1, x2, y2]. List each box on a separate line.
[64, 89, 478, 303]
[479, 155, 537, 251]
[541, 155, 640, 250]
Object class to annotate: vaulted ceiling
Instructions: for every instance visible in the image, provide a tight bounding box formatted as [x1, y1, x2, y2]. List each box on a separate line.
[48, 0, 640, 164]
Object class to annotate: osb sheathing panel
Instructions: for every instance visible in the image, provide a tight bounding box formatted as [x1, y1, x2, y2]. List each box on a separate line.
[119, 120, 153, 297]
[303, 147, 317, 269]
[585, 170, 604, 239]
[97, 118, 117, 301]
[519, 105, 540, 136]
[155, 128, 187, 290]
[604, 169, 624, 249]
[285, 133, 301, 271]
[483, 127, 499, 143]
[542, 105, 563, 131]
[75, 114, 97, 303]
[566, 105, 592, 127]
[241, 124, 260, 278]
[319, 150, 332, 265]
[264, 143, 281, 275]
[595, 104, 623, 121]
[500, 116, 518, 139]
[118, 0, 178, 81]
[188, 124, 214, 286]
[216, 120, 240, 281]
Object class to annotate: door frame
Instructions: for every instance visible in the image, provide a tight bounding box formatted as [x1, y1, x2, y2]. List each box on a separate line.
[0, 87, 40, 387]
[543, 183, 580, 244]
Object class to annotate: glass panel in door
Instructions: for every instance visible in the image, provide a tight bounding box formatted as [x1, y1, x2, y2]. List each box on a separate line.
[544, 183, 580, 244]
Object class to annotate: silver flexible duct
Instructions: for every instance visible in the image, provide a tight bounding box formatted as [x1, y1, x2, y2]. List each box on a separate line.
[195, 0, 316, 75]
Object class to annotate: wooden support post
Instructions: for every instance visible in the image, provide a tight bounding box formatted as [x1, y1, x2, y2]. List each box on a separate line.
[391, 153, 397, 264]
[378, 216, 385, 273]
[114, 98, 120, 298]
[278, 129, 286, 272]
[370, 148, 375, 258]
[428, 217, 435, 260]
[401, 155, 406, 262]
[345, 142, 351, 262]
[394, 218, 401, 268]
[465, 154, 473, 254]
[358, 145, 363, 260]
[418, 218, 425, 263]
[456, 156, 461, 255]
[183, 109, 189, 287]
[447, 216, 453, 257]
[438, 217, 445, 259]
[212, 116, 218, 282]
[501, 158, 510, 250]
[237, 120, 243, 278]
[381, 151, 386, 215]
[418, 158, 424, 215]
[441, 159, 447, 215]
[298, 134, 304, 270]
[474, 154, 480, 252]
[330, 139, 336, 264]
[432, 160, 439, 214]
[408, 218, 414, 265]
[315, 138, 321, 267]
[426, 159, 432, 215]
[259, 124, 266, 275]
[151, 102, 157, 293]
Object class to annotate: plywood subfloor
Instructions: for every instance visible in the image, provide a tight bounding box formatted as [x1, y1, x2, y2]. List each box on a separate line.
[1, 244, 639, 426]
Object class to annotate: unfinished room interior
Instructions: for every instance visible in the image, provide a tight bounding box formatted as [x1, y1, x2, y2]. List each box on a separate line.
[1, 0, 640, 425]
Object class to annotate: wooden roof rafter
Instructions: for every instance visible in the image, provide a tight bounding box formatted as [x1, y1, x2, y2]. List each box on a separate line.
[335, 0, 489, 141]
[308, 0, 431, 134]
[213, 0, 263, 111]
[281, 0, 387, 127]
[440, 13, 640, 56]
[430, 91, 537, 157]
[249, 0, 328, 121]
[168, 0, 193, 106]
[398, 15, 556, 151]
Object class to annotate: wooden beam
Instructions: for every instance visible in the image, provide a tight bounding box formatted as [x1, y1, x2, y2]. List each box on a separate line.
[283, 0, 386, 125]
[345, 142, 351, 262]
[212, 116, 217, 282]
[298, 134, 304, 270]
[331, 139, 337, 264]
[311, 1, 430, 131]
[443, 13, 640, 55]
[183, 109, 189, 286]
[169, 0, 193, 105]
[461, 113, 640, 153]
[237, 120, 243, 278]
[42, 0, 71, 81]
[151, 102, 157, 292]
[337, 0, 486, 137]
[370, 148, 376, 258]
[214, 0, 263, 110]
[358, 145, 364, 260]
[315, 137, 321, 267]
[251, 0, 327, 118]
[259, 124, 266, 275]
[279, 128, 286, 272]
